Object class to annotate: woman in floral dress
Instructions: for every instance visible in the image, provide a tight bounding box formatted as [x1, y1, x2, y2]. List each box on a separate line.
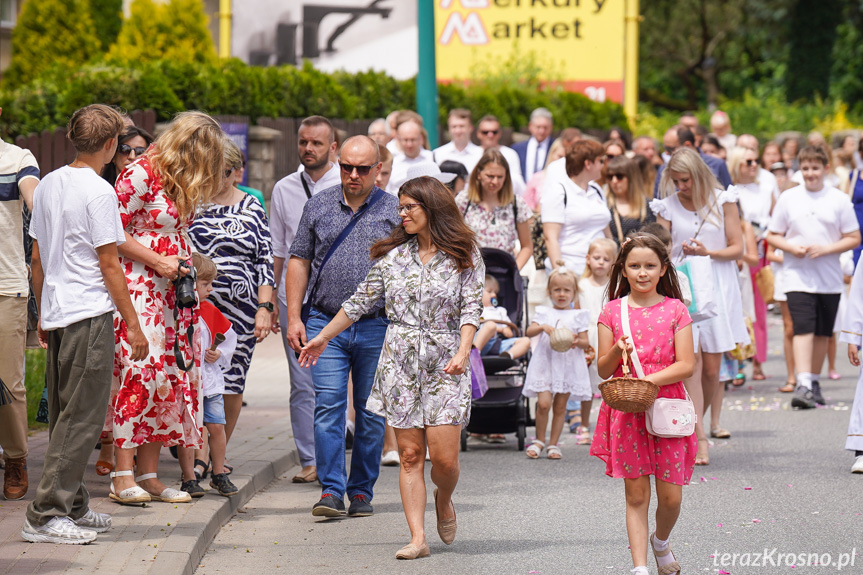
[299, 177, 484, 560]
[108, 112, 226, 505]
[455, 148, 533, 270]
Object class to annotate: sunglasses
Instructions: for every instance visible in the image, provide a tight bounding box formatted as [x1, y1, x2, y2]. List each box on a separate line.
[610, 173, 627, 181]
[224, 167, 235, 178]
[480, 129, 500, 136]
[745, 159, 758, 166]
[398, 203, 423, 215]
[340, 162, 379, 176]
[119, 144, 147, 156]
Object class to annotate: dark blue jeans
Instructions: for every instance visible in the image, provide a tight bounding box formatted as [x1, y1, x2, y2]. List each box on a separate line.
[306, 308, 387, 500]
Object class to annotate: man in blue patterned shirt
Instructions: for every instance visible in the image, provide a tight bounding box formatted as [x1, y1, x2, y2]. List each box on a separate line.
[286, 135, 400, 518]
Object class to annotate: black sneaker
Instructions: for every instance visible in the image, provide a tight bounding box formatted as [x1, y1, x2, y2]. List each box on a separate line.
[348, 494, 373, 517]
[312, 494, 346, 517]
[181, 479, 205, 498]
[810, 381, 826, 405]
[209, 473, 238, 497]
[791, 385, 817, 409]
[345, 427, 354, 451]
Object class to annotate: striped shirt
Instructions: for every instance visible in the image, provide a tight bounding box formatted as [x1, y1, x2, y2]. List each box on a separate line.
[0, 140, 40, 297]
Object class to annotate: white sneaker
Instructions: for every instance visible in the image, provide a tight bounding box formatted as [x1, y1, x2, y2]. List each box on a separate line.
[852, 455, 863, 474]
[380, 451, 400, 466]
[21, 517, 97, 544]
[425, 447, 431, 461]
[72, 509, 112, 533]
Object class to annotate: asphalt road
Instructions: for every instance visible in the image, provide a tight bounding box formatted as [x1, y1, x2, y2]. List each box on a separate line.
[196, 314, 863, 575]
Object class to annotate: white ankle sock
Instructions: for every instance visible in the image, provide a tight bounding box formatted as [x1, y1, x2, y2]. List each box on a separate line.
[652, 535, 669, 551]
[797, 372, 813, 390]
[631, 567, 649, 575]
[652, 534, 677, 570]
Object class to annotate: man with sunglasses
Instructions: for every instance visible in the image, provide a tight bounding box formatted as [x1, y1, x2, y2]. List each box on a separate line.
[270, 116, 341, 485]
[432, 109, 483, 175]
[286, 135, 400, 518]
[476, 114, 526, 195]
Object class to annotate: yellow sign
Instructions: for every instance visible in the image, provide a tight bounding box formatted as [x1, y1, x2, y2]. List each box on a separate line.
[434, 0, 628, 104]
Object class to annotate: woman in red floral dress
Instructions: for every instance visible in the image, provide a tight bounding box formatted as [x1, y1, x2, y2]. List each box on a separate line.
[107, 112, 226, 505]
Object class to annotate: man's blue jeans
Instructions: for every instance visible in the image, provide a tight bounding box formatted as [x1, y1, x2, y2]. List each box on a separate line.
[306, 308, 387, 500]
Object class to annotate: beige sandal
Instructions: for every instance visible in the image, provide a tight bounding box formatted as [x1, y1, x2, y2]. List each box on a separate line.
[576, 426, 592, 445]
[395, 541, 430, 559]
[546, 445, 562, 459]
[525, 440, 545, 459]
[136, 473, 192, 503]
[651, 532, 681, 575]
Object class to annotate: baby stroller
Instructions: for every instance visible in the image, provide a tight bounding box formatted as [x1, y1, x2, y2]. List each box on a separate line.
[461, 247, 533, 451]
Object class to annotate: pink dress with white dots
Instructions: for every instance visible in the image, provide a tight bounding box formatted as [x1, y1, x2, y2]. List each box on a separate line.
[589, 296, 697, 486]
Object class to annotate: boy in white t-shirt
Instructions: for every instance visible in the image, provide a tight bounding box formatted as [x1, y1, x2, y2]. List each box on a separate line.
[473, 275, 530, 359]
[767, 145, 861, 409]
[22, 105, 148, 544]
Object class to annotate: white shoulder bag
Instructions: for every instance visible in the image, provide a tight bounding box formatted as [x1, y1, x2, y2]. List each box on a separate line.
[621, 297, 696, 438]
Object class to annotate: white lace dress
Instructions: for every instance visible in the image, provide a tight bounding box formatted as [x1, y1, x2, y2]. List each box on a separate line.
[523, 306, 591, 401]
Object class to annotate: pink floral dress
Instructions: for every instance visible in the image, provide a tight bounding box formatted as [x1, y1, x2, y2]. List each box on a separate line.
[589, 297, 696, 485]
[105, 157, 202, 449]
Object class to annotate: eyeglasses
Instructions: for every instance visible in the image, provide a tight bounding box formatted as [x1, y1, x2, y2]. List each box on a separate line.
[610, 173, 627, 181]
[224, 167, 235, 178]
[745, 159, 758, 166]
[398, 203, 422, 214]
[480, 129, 500, 136]
[119, 144, 147, 156]
[340, 162, 379, 176]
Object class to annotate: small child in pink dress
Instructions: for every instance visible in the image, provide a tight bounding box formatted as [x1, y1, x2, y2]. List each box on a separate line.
[590, 233, 697, 575]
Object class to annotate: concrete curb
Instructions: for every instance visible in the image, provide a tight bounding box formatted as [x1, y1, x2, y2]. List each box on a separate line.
[153, 431, 300, 575]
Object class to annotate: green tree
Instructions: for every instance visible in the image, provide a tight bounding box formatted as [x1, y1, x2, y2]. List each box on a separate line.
[108, 0, 216, 65]
[89, 0, 124, 52]
[3, 0, 101, 88]
[786, 0, 842, 101]
[830, 1, 863, 111]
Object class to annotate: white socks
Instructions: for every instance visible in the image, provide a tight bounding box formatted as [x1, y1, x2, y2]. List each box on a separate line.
[797, 372, 813, 390]
[651, 533, 677, 570]
[652, 534, 669, 551]
[631, 567, 649, 575]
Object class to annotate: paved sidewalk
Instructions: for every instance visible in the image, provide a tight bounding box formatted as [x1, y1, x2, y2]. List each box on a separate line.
[0, 335, 297, 575]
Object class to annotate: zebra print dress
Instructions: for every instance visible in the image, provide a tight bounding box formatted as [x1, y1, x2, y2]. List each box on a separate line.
[189, 193, 275, 394]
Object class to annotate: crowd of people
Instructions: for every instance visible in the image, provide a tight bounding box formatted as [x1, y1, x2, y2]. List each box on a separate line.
[1, 100, 863, 575]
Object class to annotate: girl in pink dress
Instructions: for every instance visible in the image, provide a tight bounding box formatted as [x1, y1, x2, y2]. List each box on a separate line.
[590, 233, 696, 575]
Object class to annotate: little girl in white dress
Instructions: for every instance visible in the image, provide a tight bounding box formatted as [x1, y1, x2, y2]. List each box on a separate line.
[523, 263, 591, 459]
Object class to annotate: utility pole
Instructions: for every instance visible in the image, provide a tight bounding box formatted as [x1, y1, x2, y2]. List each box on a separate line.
[624, 0, 640, 126]
[416, 0, 439, 149]
[219, 0, 232, 58]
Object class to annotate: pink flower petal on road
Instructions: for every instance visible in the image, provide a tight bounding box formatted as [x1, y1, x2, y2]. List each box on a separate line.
[752, 519, 761, 523]
[744, 486, 752, 490]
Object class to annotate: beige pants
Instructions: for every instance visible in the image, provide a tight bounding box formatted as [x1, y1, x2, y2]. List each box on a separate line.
[0, 295, 28, 459]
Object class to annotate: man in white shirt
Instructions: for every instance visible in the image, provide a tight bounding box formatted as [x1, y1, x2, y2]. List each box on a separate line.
[270, 116, 341, 484]
[737, 133, 781, 204]
[0, 107, 40, 503]
[476, 114, 526, 195]
[387, 119, 433, 194]
[512, 107, 553, 179]
[432, 109, 483, 175]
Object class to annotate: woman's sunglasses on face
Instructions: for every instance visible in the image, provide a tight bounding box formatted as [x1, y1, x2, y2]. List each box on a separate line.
[119, 144, 147, 156]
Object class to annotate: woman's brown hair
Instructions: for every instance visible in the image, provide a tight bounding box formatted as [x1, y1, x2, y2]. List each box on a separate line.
[606, 156, 649, 220]
[466, 148, 514, 205]
[606, 233, 683, 302]
[370, 176, 478, 272]
[565, 139, 605, 177]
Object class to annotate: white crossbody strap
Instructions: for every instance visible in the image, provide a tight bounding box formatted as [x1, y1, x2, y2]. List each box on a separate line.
[620, 296, 646, 379]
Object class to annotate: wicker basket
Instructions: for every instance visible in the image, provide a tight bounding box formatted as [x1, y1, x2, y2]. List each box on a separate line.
[549, 321, 574, 353]
[599, 349, 659, 413]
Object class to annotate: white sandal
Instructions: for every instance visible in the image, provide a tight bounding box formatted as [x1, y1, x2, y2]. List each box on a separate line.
[109, 470, 151, 505]
[135, 473, 192, 503]
[525, 440, 545, 459]
[546, 445, 562, 459]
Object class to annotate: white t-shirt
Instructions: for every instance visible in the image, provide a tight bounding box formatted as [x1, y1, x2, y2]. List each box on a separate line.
[768, 185, 859, 294]
[540, 172, 610, 275]
[29, 166, 126, 329]
[732, 181, 772, 229]
[0, 140, 40, 297]
[498, 145, 526, 197]
[387, 150, 434, 194]
[480, 305, 509, 323]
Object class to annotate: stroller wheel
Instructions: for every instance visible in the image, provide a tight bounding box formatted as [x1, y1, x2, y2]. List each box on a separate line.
[517, 423, 526, 451]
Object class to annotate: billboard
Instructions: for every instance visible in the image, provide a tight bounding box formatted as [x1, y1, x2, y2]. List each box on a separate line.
[434, 0, 627, 104]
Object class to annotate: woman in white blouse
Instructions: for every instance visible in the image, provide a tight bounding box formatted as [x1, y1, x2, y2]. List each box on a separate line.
[651, 148, 747, 466]
[541, 140, 612, 275]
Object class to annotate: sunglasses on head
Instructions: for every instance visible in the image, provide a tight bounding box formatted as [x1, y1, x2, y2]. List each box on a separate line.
[340, 162, 379, 176]
[119, 144, 147, 156]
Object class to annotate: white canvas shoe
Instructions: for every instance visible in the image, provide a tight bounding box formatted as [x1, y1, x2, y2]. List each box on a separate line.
[21, 517, 97, 544]
[381, 451, 400, 466]
[852, 455, 863, 474]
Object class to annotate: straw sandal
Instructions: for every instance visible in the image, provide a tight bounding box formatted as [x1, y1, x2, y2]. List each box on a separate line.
[135, 473, 191, 503]
[651, 532, 681, 575]
[109, 470, 151, 505]
[525, 440, 545, 459]
[546, 445, 562, 459]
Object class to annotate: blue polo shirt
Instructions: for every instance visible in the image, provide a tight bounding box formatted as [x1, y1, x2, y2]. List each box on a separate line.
[290, 185, 400, 317]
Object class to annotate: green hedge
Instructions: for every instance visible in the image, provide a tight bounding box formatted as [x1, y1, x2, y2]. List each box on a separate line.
[0, 59, 627, 141]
